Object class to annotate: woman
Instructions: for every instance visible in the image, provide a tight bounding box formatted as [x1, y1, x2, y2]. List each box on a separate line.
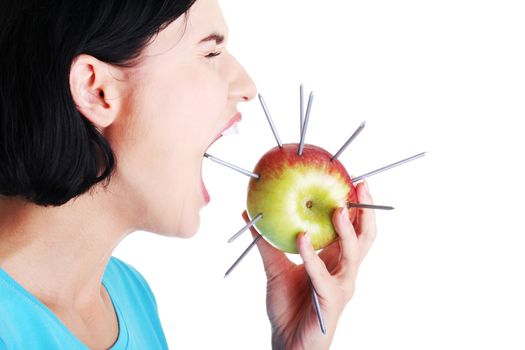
[0, 0, 377, 349]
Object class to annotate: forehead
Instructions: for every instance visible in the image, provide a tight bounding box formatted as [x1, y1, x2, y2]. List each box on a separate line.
[146, 0, 228, 54]
[186, 0, 228, 38]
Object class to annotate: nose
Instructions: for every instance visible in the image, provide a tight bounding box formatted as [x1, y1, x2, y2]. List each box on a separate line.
[227, 53, 257, 103]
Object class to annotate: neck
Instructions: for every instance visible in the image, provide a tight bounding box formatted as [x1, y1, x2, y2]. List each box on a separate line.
[0, 188, 133, 308]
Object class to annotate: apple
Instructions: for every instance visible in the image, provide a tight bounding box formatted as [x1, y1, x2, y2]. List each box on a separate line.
[247, 143, 357, 253]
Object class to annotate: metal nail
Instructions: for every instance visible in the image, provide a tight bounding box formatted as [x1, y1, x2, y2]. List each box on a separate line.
[346, 202, 394, 210]
[224, 235, 262, 278]
[298, 92, 314, 156]
[300, 84, 304, 137]
[204, 153, 260, 180]
[309, 276, 327, 335]
[258, 94, 283, 148]
[352, 152, 426, 183]
[228, 213, 263, 243]
[331, 121, 366, 161]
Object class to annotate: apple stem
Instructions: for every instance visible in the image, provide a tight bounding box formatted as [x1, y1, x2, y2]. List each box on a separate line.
[258, 93, 283, 148]
[331, 121, 366, 162]
[298, 92, 314, 156]
[204, 153, 260, 179]
[352, 152, 427, 182]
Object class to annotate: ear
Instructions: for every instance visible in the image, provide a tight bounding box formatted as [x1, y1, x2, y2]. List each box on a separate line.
[69, 54, 123, 129]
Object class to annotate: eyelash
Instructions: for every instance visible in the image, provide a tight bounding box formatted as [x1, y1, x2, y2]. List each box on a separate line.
[206, 51, 222, 58]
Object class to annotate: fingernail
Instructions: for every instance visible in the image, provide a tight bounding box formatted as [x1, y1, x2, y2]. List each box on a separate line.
[364, 180, 370, 193]
[303, 232, 311, 245]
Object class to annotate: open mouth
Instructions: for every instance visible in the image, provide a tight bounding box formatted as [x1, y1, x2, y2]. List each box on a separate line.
[200, 113, 242, 204]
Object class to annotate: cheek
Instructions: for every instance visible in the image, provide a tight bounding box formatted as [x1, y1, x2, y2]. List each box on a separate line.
[137, 65, 226, 174]
[151, 61, 226, 117]
[109, 64, 224, 235]
[129, 48, 229, 131]
[114, 136, 205, 236]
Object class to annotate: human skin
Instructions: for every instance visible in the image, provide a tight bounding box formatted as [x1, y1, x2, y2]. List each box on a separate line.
[0, 0, 377, 349]
[0, 0, 255, 348]
[243, 181, 376, 350]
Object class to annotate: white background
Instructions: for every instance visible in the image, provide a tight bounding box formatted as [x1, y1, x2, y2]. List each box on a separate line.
[114, 1, 525, 349]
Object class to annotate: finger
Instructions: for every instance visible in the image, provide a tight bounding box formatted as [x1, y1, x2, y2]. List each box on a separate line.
[242, 211, 293, 279]
[355, 181, 377, 259]
[332, 207, 360, 278]
[297, 232, 333, 295]
[318, 239, 342, 274]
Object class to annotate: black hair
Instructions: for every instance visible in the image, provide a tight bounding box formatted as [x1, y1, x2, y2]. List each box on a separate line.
[0, 0, 196, 206]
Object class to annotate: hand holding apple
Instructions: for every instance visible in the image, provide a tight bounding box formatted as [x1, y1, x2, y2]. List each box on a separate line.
[208, 87, 423, 345]
[242, 180, 377, 350]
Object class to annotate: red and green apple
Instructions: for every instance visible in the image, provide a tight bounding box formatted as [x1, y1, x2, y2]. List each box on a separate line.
[247, 143, 357, 253]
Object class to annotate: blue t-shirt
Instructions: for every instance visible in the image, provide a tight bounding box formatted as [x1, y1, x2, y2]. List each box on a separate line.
[0, 257, 168, 349]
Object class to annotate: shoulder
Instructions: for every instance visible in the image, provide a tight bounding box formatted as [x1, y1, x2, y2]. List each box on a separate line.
[0, 269, 83, 348]
[103, 256, 159, 310]
[103, 257, 169, 347]
[105, 256, 152, 290]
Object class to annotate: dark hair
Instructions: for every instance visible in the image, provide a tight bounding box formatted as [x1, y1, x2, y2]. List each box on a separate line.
[0, 0, 196, 206]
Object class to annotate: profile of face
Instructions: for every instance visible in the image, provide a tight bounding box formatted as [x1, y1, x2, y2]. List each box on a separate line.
[71, 0, 256, 237]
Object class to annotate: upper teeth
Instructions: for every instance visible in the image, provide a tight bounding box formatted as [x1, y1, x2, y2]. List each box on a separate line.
[221, 123, 240, 136]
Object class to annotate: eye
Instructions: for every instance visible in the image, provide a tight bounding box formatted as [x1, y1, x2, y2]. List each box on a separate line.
[206, 51, 222, 58]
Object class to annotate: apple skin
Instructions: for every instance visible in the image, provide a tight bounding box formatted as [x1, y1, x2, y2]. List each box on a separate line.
[247, 143, 357, 253]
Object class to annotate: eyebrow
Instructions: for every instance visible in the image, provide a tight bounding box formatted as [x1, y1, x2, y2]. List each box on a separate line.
[199, 33, 225, 45]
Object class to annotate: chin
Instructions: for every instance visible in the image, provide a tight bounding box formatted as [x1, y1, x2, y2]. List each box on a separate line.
[150, 222, 200, 239]
[176, 225, 200, 239]
[165, 212, 201, 239]
[141, 186, 204, 238]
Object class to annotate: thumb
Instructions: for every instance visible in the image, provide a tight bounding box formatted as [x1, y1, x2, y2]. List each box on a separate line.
[242, 211, 293, 279]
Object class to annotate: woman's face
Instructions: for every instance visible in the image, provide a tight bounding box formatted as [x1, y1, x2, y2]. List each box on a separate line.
[106, 0, 256, 237]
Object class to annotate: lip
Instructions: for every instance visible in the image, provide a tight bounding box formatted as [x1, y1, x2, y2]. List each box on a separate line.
[222, 112, 242, 135]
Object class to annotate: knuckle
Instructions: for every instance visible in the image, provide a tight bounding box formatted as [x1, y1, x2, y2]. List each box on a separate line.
[313, 253, 326, 269]
[336, 226, 349, 240]
[339, 220, 355, 237]
[343, 282, 356, 300]
[301, 247, 317, 264]
[338, 279, 356, 301]
[349, 249, 361, 266]
[341, 255, 359, 273]
[359, 226, 374, 240]
[366, 225, 378, 242]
